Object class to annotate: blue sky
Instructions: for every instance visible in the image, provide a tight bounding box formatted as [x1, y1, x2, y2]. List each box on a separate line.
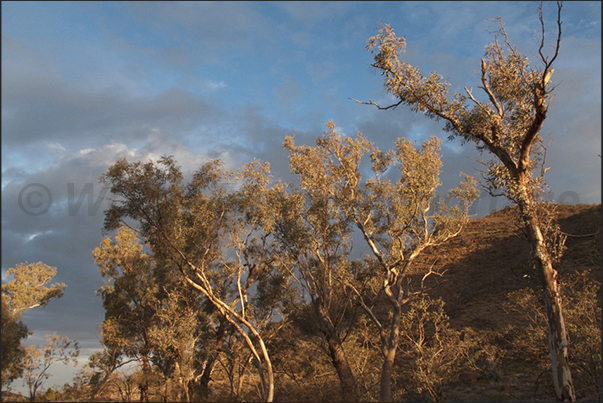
[2, 1, 601, 393]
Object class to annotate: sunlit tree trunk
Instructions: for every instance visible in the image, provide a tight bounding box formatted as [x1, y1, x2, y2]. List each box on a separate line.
[379, 304, 401, 403]
[379, 260, 413, 402]
[517, 189, 575, 401]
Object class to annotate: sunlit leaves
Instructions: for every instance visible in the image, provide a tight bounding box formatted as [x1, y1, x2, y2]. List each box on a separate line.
[1, 262, 66, 318]
[365, 21, 554, 205]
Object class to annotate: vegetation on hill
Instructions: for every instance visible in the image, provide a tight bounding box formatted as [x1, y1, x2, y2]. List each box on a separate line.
[4, 204, 598, 402]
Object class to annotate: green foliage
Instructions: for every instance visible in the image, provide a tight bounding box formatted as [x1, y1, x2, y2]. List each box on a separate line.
[1, 262, 65, 391]
[1, 294, 29, 388]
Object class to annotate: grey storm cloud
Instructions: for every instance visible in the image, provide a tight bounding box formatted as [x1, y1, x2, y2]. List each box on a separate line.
[2, 75, 221, 148]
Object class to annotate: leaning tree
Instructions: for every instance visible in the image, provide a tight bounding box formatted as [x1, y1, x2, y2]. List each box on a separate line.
[357, 2, 575, 400]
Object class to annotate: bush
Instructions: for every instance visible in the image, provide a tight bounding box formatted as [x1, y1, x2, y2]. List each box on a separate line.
[394, 296, 505, 402]
[503, 269, 601, 401]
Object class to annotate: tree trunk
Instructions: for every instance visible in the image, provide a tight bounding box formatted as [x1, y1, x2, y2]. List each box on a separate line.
[199, 318, 231, 392]
[380, 291, 402, 402]
[257, 334, 274, 402]
[519, 199, 576, 401]
[139, 356, 151, 402]
[380, 345, 396, 402]
[326, 335, 359, 402]
[314, 300, 358, 401]
[199, 356, 216, 390]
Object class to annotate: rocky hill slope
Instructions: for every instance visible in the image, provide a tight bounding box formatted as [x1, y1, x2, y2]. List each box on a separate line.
[409, 203, 601, 401]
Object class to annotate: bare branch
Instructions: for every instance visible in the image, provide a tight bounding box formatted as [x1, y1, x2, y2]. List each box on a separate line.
[538, 1, 563, 88]
[479, 59, 504, 117]
[356, 219, 389, 271]
[538, 1, 548, 64]
[464, 86, 482, 107]
[345, 281, 383, 332]
[349, 97, 404, 110]
[550, 1, 563, 67]
[420, 258, 445, 290]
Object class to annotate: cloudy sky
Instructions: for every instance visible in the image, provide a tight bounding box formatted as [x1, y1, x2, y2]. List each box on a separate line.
[2, 1, 600, 392]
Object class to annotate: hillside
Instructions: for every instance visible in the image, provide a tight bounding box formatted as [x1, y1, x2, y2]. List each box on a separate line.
[408, 203, 601, 402]
[268, 203, 601, 403]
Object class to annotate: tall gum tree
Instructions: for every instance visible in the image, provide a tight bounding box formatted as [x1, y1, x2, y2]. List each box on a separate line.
[282, 122, 476, 401]
[279, 124, 368, 401]
[1, 262, 67, 390]
[100, 156, 281, 401]
[347, 136, 477, 402]
[357, 2, 575, 400]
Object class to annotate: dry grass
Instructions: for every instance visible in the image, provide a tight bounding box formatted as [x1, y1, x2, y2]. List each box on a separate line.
[407, 203, 601, 402]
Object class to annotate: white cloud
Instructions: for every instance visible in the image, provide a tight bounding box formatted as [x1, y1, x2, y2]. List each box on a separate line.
[206, 80, 227, 91]
[46, 142, 66, 152]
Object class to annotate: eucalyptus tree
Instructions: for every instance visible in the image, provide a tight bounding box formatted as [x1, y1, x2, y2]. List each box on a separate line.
[358, 2, 575, 400]
[21, 333, 79, 402]
[100, 156, 283, 401]
[94, 226, 174, 401]
[279, 123, 372, 401]
[1, 262, 66, 390]
[345, 136, 477, 402]
[284, 122, 476, 402]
